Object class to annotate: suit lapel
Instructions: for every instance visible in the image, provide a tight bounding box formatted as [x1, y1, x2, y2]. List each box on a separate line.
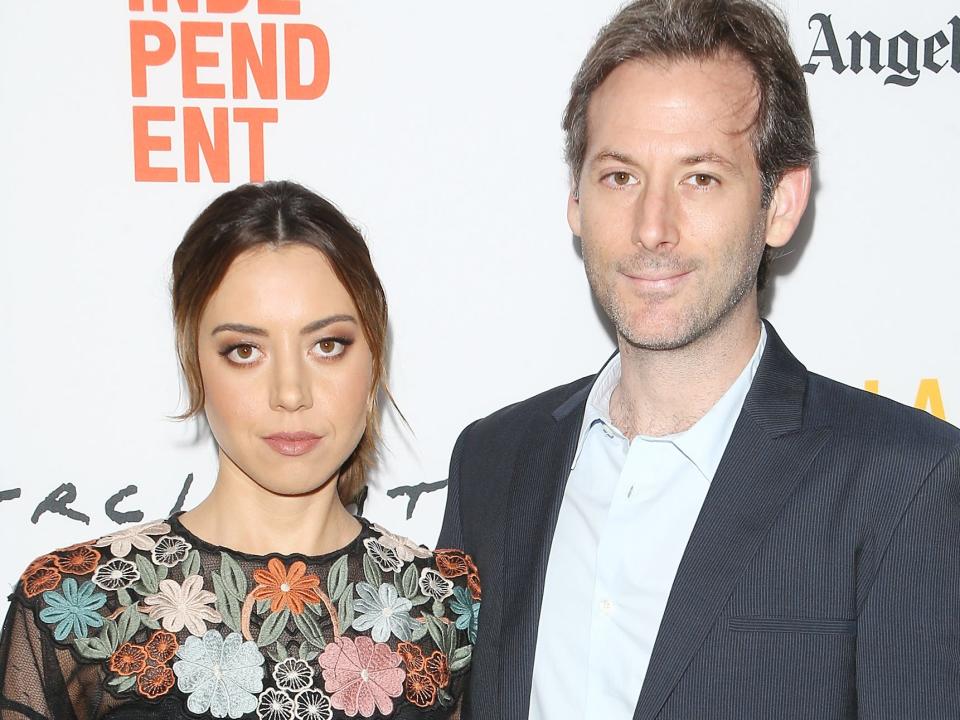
[633, 323, 831, 720]
[498, 383, 591, 720]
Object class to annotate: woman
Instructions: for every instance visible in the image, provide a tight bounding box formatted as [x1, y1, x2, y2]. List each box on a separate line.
[0, 182, 479, 719]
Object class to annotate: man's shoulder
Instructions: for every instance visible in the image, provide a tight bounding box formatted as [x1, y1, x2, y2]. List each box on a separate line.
[805, 371, 960, 455]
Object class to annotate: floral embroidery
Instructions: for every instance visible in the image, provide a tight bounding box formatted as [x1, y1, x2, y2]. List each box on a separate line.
[151, 536, 192, 567]
[110, 642, 148, 676]
[433, 550, 470, 579]
[38, 578, 107, 642]
[396, 641, 425, 672]
[256, 687, 295, 720]
[294, 688, 333, 720]
[91, 558, 140, 591]
[404, 670, 437, 708]
[144, 576, 222, 636]
[450, 586, 480, 644]
[272, 657, 314, 692]
[145, 629, 180, 664]
[362, 538, 403, 573]
[371, 524, 433, 563]
[173, 630, 265, 718]
[352, 582, 418, 642]
[419, 568, 454, 601]
[467, 571, 482, 601]
[53, 546, 101, 576]
[424, 651, 450, 688]
[138, 664, 176, 699]
[22, 566, 61, 599]
[95, 520, 171, 558]
[252, 558, 322, 615]
[398, 643, 448, 708]
[319, 635, 404, 718]
[22, 554, 57, 579]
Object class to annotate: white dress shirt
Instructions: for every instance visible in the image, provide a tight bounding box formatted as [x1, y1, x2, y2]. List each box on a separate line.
[529, 326, 767, 720]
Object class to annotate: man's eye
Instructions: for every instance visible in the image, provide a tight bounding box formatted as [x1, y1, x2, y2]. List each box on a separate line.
[685, 173, 718, 189]
[314, 339, 348, 358]
[224, 344, 262, 364]
[604, 171, 638, 188]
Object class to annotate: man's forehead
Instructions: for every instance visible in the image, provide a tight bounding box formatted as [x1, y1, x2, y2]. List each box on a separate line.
[586, 54, 760, 151]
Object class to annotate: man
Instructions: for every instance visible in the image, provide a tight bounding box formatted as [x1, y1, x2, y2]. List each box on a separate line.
[439, 1, 960, 719]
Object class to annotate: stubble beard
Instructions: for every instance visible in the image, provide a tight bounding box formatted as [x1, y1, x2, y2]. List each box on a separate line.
[583, 218, 767, 352]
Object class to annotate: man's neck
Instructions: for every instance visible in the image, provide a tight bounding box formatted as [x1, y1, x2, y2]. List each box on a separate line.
[610, 310, 762, 439]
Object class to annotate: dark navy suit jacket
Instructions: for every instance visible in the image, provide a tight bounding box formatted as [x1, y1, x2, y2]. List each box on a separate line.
[439, 323, 960, 719]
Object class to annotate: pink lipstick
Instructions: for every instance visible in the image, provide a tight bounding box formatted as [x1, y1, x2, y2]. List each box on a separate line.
[263, 432, 322, 456]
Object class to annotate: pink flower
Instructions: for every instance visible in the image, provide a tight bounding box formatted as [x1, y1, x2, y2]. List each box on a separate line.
[318, 636, 404, 717]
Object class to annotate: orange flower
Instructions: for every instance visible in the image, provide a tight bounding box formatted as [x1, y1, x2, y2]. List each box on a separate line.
[467, 572, 482, 601]
[396, 641, 426, 672]
[109, 642, 148, 676]
[23, 566, 61, 598]
[434, 550, 470, 579]
[137, 664, 175, 699]
[425, 650, 449, 689]
[54, 546, 101, 576]
[145, 630, 179, 664]
[404, 670, 437, 708]
[252, 558, 321, 615]
[21, 555, 56, 580]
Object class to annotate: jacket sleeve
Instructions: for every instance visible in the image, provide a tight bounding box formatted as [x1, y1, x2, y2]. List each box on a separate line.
[855, 442, 960, 719]
[437, 421, 479, 550]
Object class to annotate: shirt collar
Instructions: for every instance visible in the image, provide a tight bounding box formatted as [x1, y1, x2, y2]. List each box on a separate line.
[571, 324, 767, 479]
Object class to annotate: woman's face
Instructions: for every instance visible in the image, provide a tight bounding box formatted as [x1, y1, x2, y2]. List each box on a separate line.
[197, 244, 374, 497]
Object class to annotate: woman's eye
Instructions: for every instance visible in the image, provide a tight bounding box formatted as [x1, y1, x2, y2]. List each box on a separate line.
[314, 339, 346, 358]
[604, 171, 638, 188]
[225, 344, 262, 365]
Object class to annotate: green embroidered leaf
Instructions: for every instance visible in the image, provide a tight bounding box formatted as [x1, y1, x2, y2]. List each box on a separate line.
[442, 621, 456, 659]
[293, 606, 326, 649]
[449, 644, 472, 672]
[130, 580, 150, 597]
[257, 609, 289, 647]
[140, 613, 161, 630]
[134, 555, 159, 595]
[211, 572, 241, 634]
[327, 555, 349, 602]
[108, 674, 138, 693]
[101, 619, 120, 654]
[266, 645, 282, 664]
[410, 594, 431, 607]
[156, 565, 168, 581]
[423, 614, 444, 651]
[220, 552, 247, 600]
[73, 637, 111, 660]
[116, 604, 142, 644]
[362, 554, 382, 587]
[438, 687, 455, 706]
[401, 564, 418, 599]
[304, 600, 324, 617]
[256, 598, 271, 615]
[338, 582, 355, 629]
[432, 600, 445, 619]
[275, 640, 289, 661]
[116, 588, 133, 608]
[298, 641, 314, 660]
[410, 622, 429, 642]
[182, 549, 201, 578]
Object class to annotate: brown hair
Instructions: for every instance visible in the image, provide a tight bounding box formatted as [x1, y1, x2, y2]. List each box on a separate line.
[562, 0, 816, 289]
[171, 181, 388, 505]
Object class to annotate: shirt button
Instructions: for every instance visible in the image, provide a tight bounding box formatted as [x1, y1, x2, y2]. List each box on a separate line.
[600, 599, 614, 614]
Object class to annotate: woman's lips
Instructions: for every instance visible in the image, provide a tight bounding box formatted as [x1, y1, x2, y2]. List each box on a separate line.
[262, 432, 322, 456]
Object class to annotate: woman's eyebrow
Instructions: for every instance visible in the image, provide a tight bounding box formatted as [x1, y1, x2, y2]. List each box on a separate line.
[210, 315, 358, 337]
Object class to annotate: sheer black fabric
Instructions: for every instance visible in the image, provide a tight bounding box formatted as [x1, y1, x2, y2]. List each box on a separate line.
[0, 515, 477, 719]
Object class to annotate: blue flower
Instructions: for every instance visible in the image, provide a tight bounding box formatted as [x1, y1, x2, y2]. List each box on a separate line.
[173, 630, 265, 718]
[352, 582, 419, 642]
[38, 578, 107, 642]
[450, 586, 480, 644]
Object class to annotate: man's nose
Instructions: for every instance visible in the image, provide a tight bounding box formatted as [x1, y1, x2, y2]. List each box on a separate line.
[632, 182, 679, 251]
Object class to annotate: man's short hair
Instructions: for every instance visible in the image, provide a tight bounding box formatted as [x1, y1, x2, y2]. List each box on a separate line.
[562, 0, 816, 289]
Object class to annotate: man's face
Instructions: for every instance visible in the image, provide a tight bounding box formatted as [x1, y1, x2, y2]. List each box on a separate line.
[570, 55, 773, 350]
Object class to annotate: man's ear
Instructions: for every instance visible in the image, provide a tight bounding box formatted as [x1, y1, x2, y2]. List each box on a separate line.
[764, 166, 811, 249]
[567, 190, 582, 238]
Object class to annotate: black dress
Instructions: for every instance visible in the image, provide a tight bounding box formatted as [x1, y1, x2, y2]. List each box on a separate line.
[0, 515, 479, 719]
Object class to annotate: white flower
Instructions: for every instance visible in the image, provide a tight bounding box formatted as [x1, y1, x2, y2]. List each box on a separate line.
[372, 523, 433, 563]
[91, 558, 140, 591]
[272, 657, 313, 692]
[419, 568, 454, 601]
[294, 688, 333, 720]
[144, 575, 222, 636]
[256, 687, 295, 720]
[352, 581, 419, 642]
[95, 520, 171, 558]
[363, 538, 403, 573]
[174, 630, 264, 718]
[151, 536, 192, 567]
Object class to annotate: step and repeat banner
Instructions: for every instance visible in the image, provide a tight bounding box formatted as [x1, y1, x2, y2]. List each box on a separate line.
[1, 1, 957, 611]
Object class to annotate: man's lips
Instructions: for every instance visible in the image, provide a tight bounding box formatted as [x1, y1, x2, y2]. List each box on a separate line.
[262, 432, 322, 457]
[622, 269, 692, 289]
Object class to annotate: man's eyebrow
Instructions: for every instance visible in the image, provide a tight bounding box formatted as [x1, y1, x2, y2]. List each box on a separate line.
[591, 150, 638, 166]
[211, 315, 357, 337]
[682, 152, 743, 175]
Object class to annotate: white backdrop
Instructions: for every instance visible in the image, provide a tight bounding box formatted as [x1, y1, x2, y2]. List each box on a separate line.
[1, 1, 957, 614]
